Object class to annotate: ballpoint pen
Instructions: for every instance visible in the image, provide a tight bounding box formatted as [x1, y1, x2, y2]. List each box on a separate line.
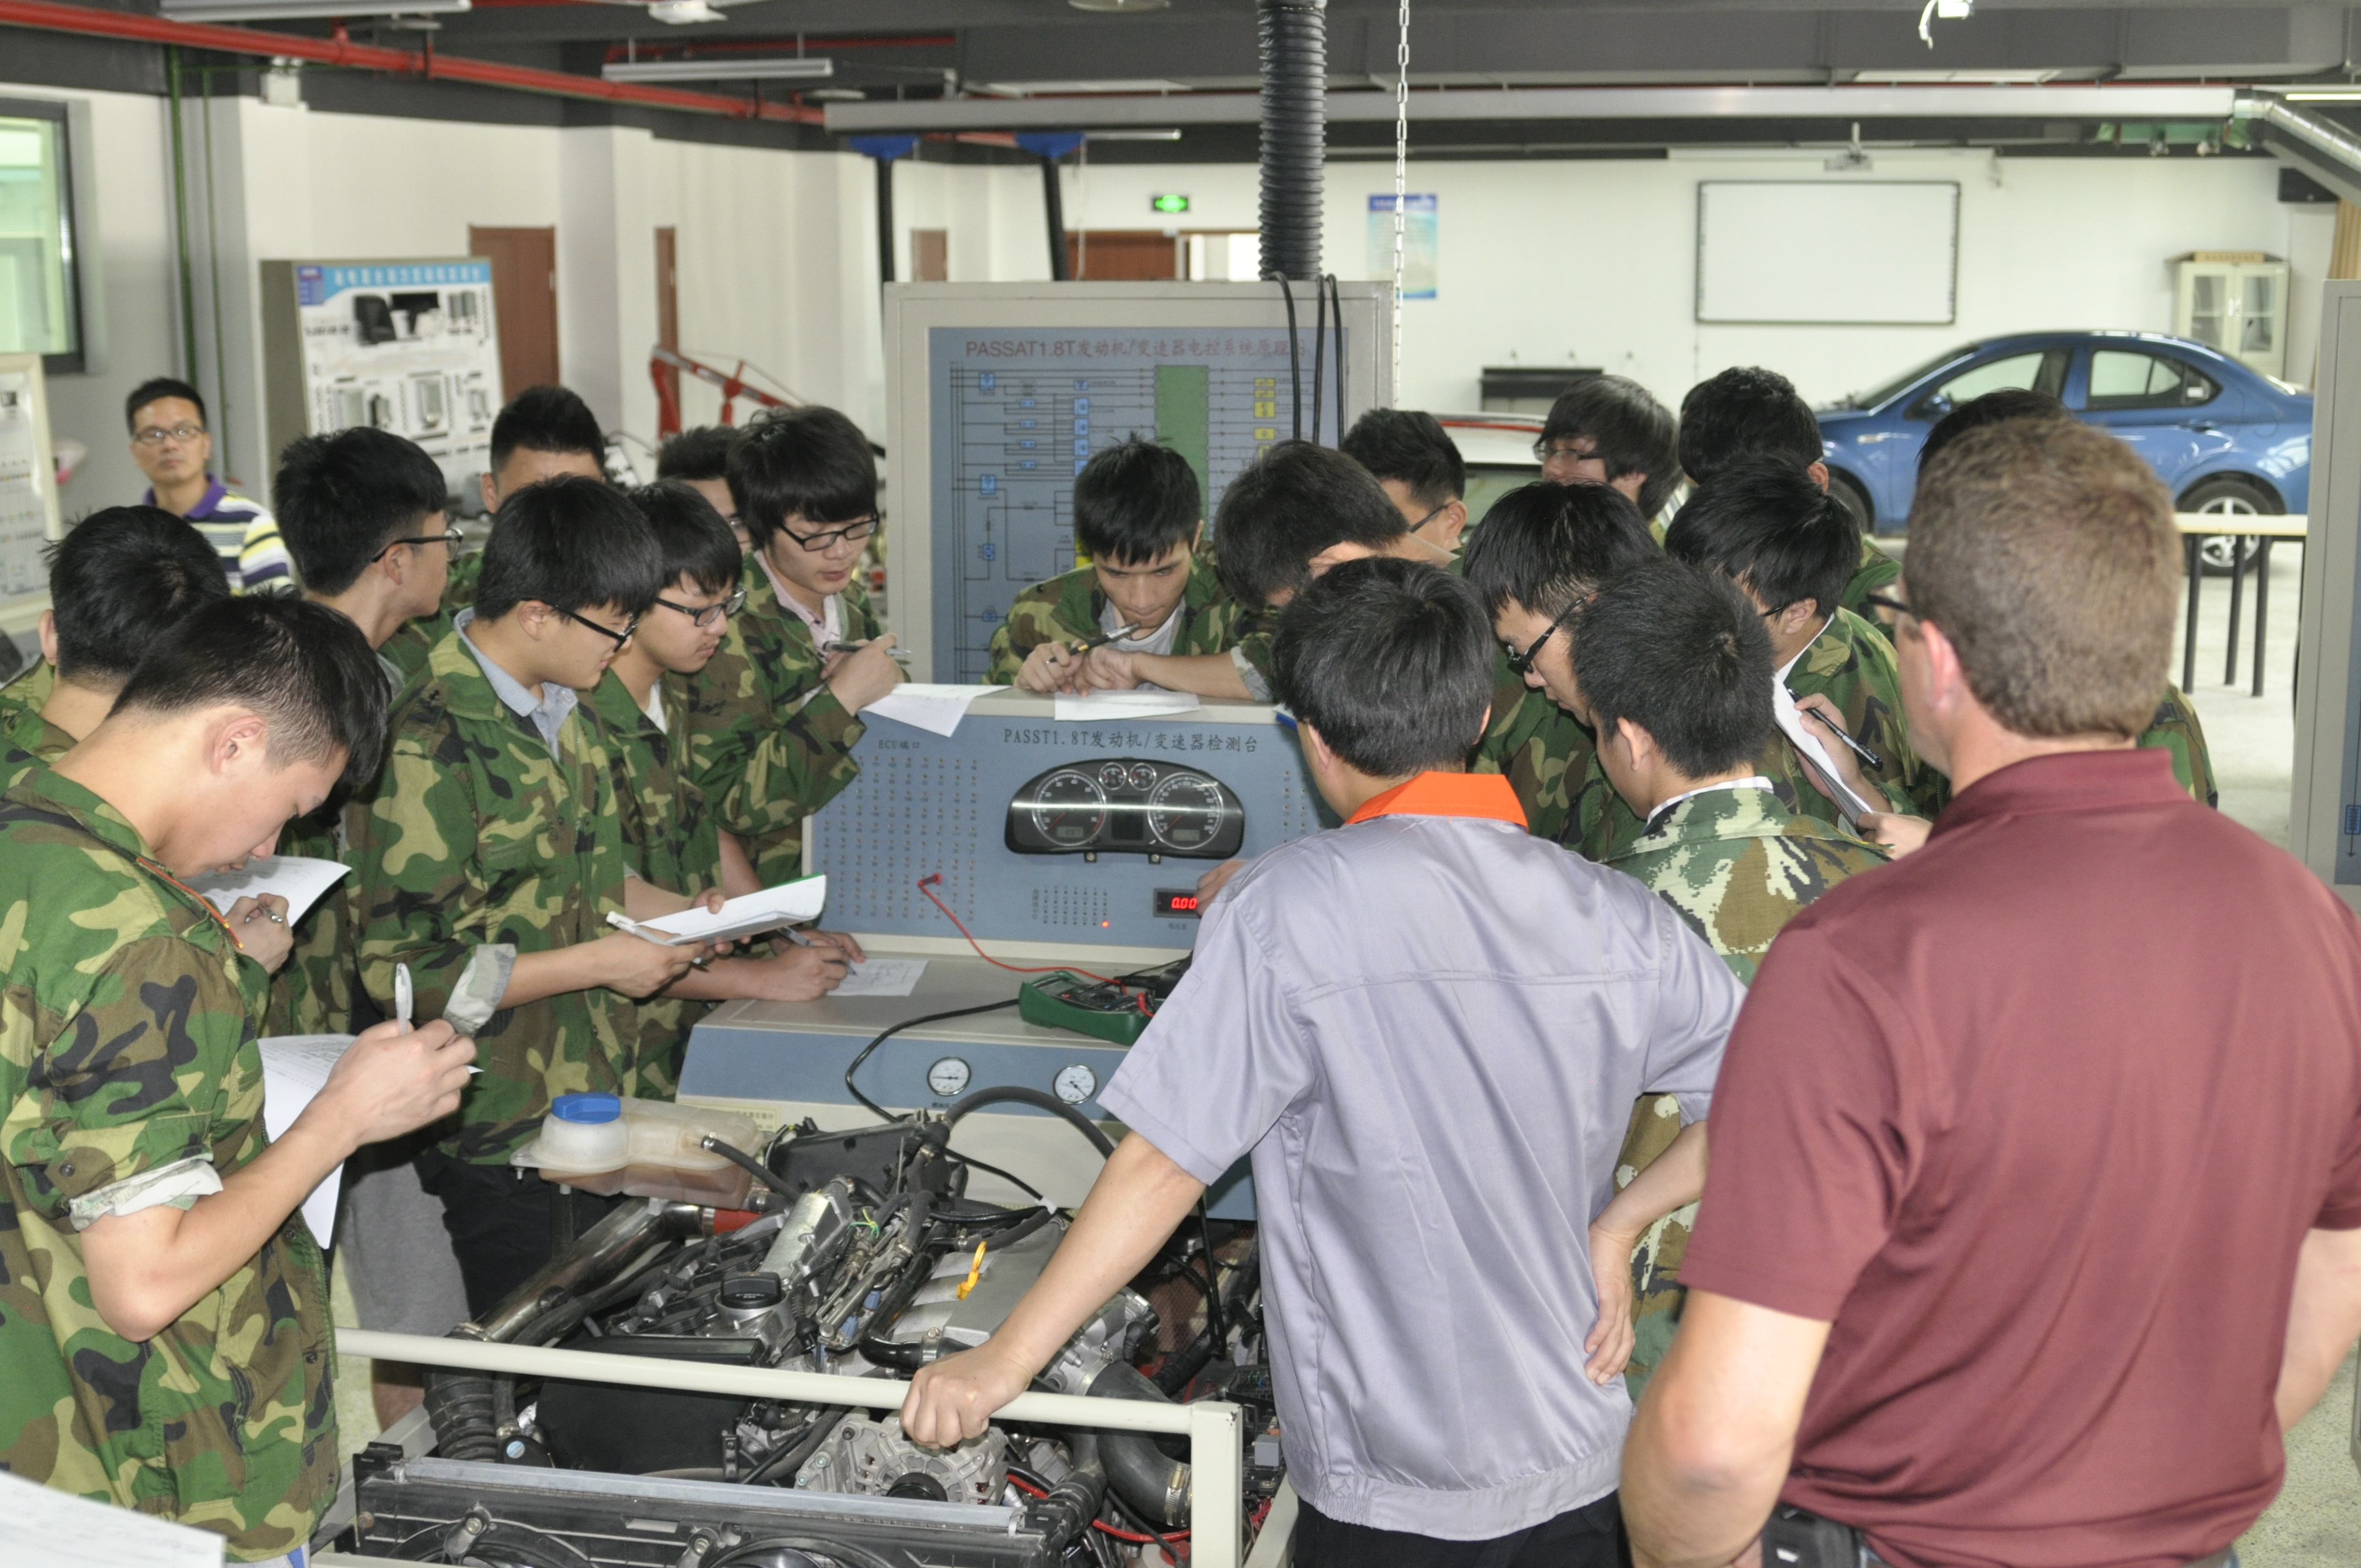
[394, 963, 413, 1030]
[1798, 701, 1884, 772]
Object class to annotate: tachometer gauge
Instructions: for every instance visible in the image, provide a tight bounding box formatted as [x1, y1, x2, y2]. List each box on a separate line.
[1029, 769, 1107, 847]
[1054, 1063, 1098, 1105]
[1147, 772, 1226, 851]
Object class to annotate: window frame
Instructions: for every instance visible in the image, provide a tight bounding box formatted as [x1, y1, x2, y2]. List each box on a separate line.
[0, 96, 86, 377]
[2083, 347, 2219, 413]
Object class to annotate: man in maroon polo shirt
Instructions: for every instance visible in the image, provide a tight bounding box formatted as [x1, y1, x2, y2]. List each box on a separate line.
[1621, 417, 2361, 1568]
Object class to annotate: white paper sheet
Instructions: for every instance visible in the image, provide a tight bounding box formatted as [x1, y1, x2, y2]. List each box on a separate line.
[257, 1033, 355, 1246]
[830, 957, 928, 998]
[610, 874, 830, 946]
[1054, 690, 1203, 721]
[866, 683, 1007, 738]
[0, 1467, 226, 1568]
[1773, 682, 1881, 824]
[187, 855, 350, 925]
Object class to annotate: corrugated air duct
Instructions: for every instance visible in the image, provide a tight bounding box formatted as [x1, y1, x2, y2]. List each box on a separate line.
[1257, 0, 1326, 280]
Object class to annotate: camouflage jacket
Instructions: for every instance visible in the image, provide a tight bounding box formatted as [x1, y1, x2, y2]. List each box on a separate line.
[1839, 533, 1902, 623]
[1469, 677, 1644, 859]
[1778, 607, 1944, 819]
[1604, 782, 1886, 1398]
[587, 670, 716, 1102]
[0, 767, 336, 1559]
[0, 697, 72, 792]
[2140, 683, 2218, 808]
[684, 552, 875, 886]
[378, 550, 482, 683]
[0, 655, 56, 718]
[351, 628, 645, 1164]
[983, 554, 1241, 684]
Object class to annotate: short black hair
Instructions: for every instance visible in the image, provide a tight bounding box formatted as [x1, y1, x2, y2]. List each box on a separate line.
[1678, 366, 1821, 485]
[1460, 481, 1659, 619]
[475, 475, 665, 622]
[489, 385, 604, 471]
[729, 406, 878, 550]
[1074, 439, 1200, 565]
[126, 377, 205, 433]
[1272, 556, 1494, 778]
[1666, 455, 1859, 620]
[656, 426, 738, 484]
[1541, 375, 1683, 519]
[1574, 558, 1775, 778]
[1210, 440, 1406, 608]
[46, 507, 231, 683]
[1340, 409, 1465, 511]
[627, 481, 743, 596]
[1919, 388, 2072, 471]
[274, 427, 451, 597]
[113, 594, 390, 793]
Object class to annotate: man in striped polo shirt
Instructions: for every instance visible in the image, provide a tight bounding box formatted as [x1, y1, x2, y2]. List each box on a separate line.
[126, 376, 290, 593]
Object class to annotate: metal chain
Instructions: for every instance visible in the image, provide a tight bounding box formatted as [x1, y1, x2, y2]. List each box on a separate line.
[1391, 0, 1410, 405]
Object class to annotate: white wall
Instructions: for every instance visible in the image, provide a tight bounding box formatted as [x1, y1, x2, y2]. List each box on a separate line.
[1059, 151, 2325, 415]
[0, 81, 179, 517]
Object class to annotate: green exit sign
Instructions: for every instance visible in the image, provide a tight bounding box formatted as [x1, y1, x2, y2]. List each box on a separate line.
[1150, 193, 1191, 214]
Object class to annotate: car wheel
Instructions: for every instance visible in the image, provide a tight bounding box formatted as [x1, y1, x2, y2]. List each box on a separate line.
[2175, 477, 2276, 576]
[1827, 472, 1874, 535]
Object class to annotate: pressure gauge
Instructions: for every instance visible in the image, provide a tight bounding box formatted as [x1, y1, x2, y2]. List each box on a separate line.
[1054, 1063, 1098, 1105]
[927, 1057, 972, 1098]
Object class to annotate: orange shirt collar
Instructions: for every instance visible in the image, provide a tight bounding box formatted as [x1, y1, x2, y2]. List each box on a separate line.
[1345, 770, 1530, 828]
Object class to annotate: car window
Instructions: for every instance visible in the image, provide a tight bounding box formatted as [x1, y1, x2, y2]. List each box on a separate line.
[1936, 352, 2050, 405]
[2087, 349, 2218, 411]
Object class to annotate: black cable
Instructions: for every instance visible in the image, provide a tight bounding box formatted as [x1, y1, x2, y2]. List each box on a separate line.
[942, 1148, 1045, 1202]
[701, 1134, 797, 1201]
[1310, 273, 1328, 445]
[1276, 273, 1302, 440]
[844, 998, 1020, 1122]
[946, 1085, 1118, 1158]
[1326, 273, 1345, 427]
[1194, 1203, 1226, 1346]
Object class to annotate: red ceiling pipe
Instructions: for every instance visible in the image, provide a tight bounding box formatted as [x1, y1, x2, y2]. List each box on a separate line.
[0, 0, 822, 123]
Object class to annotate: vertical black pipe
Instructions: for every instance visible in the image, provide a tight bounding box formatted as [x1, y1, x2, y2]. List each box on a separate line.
[1041, 155, 1070, 281]
[876, 156, 895, 285]
[1257, 0, 1326, 280]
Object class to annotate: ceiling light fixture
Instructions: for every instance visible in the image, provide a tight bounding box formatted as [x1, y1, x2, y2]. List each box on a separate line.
[1917, 0, 1973, 50]
[646, 1, 722, 23]
[159, 0, 469, 19]
[1067, 0, 1172, 11]
[603, 56, 835, 82]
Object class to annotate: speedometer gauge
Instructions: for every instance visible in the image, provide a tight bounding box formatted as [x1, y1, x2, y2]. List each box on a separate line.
[1147, 772, 1226, 851]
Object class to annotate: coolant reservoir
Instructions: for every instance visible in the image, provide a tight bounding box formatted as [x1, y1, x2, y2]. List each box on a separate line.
[513, 1096, 764, 1206]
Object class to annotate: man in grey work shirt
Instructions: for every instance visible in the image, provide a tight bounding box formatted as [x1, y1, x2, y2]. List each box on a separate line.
[904, 558, 1741, 1566]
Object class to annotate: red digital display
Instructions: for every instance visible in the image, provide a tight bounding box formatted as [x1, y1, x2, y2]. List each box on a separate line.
[1154, 889, 1203, 918]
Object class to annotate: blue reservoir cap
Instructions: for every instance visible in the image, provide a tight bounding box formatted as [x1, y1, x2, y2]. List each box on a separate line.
[551, 1092, 623, 1124]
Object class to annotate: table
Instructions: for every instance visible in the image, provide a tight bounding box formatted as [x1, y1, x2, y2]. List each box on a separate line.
[2175, 513, 2309, 697]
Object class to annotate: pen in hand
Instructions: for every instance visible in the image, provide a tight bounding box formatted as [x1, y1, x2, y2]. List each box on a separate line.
[1796, 698, 1884, 771]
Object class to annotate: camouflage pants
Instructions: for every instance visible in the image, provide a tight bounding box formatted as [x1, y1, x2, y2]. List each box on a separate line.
[1614, 1092, 1695, 1403]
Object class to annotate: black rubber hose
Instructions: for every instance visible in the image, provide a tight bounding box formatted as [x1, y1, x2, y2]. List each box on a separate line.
[1030, 1430, 1107, 1553]
[1256, 0, 1326, 282]
[946, 1085, 1118, 1158]
[742, 1407, 848, 1488]
[701, 1134, 796, 1202]
[422, 1335, 501, 1462]
[1087, 1359, 1192, 1528]
[856, 1231, 952, 1370]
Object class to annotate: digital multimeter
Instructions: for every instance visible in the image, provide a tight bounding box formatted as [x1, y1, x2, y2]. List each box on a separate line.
[1017, 958, 1193, 1046]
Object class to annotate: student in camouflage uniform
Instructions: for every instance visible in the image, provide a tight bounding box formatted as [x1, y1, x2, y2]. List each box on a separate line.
[0, 595, 473, 1562]
[352, 478, 722, 1315]
[599, 481, 869, 1100]
[382, 385, 607, 682]
[1575, 561, 1890, 1397]
[1341, 407, 1473, 552]
[1668, 456, 1940, 820]
[657, 424, 748, 552]
[1536, 375, 1685, 536]
[1461, 481, 1663, 857]
[987, 439, 1242, 690]
[684, 406, 904, 886]
[0, 508, 231, 794]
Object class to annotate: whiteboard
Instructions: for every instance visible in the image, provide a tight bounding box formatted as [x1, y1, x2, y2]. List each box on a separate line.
[1696, 181, 1960, 325]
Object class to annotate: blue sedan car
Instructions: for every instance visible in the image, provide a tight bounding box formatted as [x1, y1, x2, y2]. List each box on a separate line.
[1818, 330, 2311, 565]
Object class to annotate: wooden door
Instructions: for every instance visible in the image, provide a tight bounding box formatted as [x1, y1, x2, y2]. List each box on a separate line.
[911, 228, 949, 284]
[654, 226, 680, 412]
[1064, 230, 1183, 281]
[469, 225, 558, 400]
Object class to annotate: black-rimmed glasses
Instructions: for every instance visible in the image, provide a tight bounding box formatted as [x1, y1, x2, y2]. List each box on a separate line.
[559, 608, 639, 650]
[779, 515, 880, 552]
[373, 524, 466, 562]
[1862, 591, 1919, 623]
[1505, 603, 1582, 677]
[652, 587, 747, 629]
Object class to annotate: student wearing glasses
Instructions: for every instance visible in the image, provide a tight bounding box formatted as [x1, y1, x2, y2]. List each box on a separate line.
[1535, 375, 1684, 537]
[1341, 407, 1471, 553]
[124, 375, 292, 593]
[351, 477, 726, 1314]
[690, 406, 902, 886]
[1461, 481, 1661, 861]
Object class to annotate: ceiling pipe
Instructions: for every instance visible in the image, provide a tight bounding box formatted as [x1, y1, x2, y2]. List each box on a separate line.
[1257, 0, 1325, 281]
[2238, 91, 2361, 206]
[0, 0, 821, 123]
